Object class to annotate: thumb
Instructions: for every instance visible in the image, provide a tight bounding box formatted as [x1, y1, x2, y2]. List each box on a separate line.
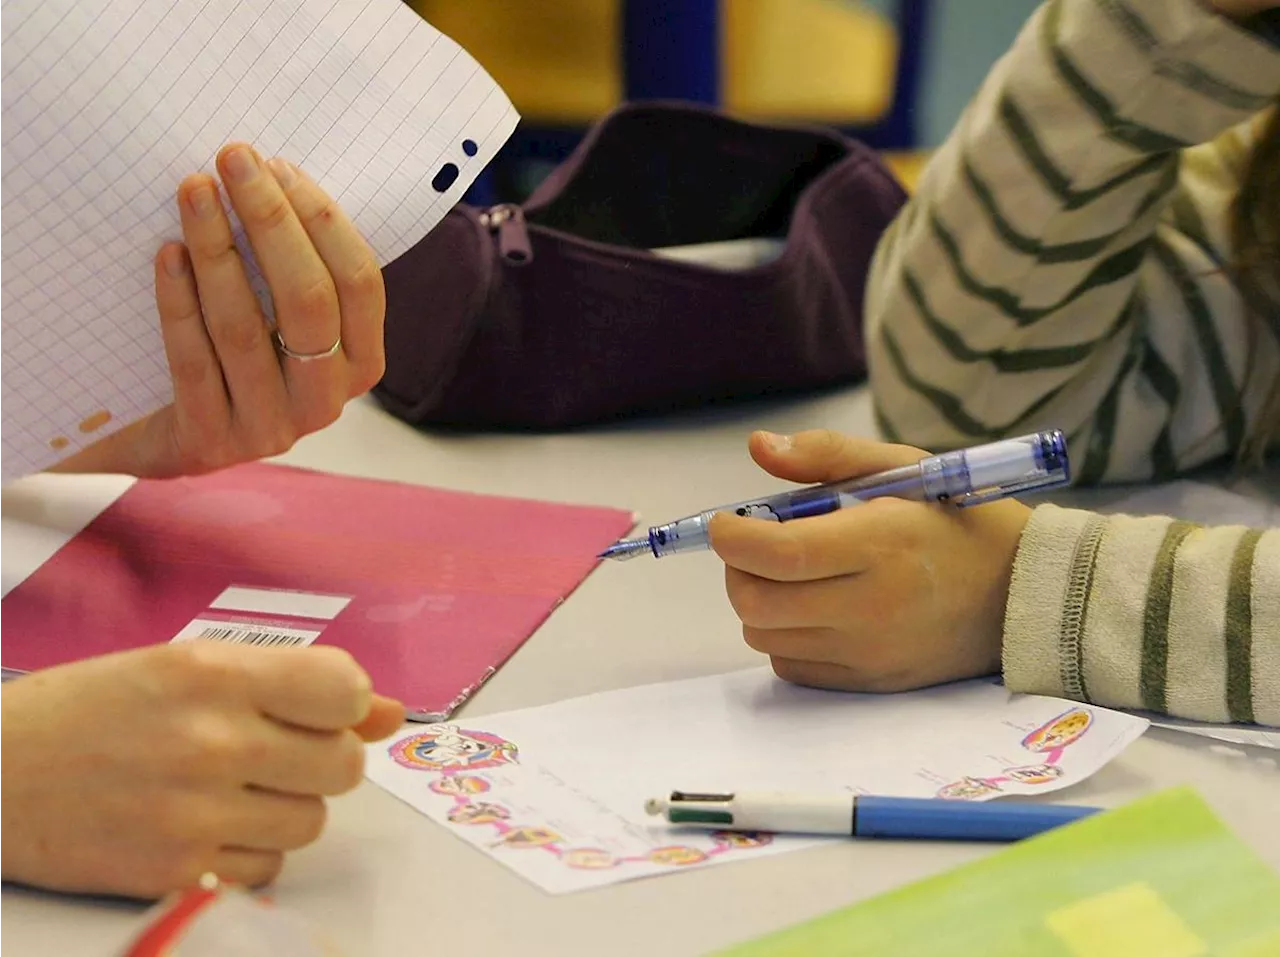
[747, 430, 927, 484]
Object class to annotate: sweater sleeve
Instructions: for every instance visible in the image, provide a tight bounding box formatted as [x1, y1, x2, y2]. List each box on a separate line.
[864, 0, 1280, 483]
[1002, 503, 1280, 726]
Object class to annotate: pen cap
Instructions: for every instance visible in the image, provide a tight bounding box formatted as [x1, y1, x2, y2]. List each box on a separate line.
[922, 430, 1070, 502]
[854, 795, 1098, 842]
[964, 431, 1069, 488]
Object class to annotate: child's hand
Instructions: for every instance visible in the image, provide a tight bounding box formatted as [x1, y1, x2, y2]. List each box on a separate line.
[53, 143, 386, 479]
[711, 430, 1032, 693]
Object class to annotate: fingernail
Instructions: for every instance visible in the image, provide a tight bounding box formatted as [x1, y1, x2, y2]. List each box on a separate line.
[761, 431, 793, 452]
[222, 146, 258, 184]
[187, 185, 219, 220]
[161, 245, 189, 278]
[267, 157, 296, 187]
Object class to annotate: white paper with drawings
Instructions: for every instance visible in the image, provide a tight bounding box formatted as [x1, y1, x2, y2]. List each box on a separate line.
[1100, 482, 1280, 749]
[1, 0, 517, 480]
[364, 669, 1148, 894]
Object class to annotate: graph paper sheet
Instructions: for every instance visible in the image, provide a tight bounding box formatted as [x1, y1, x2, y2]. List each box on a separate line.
[1, 0, 518, 481]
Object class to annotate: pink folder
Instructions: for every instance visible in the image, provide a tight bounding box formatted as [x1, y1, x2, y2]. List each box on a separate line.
[1, 463, 635, 719]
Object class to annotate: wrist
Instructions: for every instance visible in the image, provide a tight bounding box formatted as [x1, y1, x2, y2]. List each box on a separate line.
[972, 499, 1034, 676]
[45, 419, 150, 477]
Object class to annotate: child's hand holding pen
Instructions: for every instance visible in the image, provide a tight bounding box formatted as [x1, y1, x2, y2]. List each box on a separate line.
[707, 430, 1034, 693]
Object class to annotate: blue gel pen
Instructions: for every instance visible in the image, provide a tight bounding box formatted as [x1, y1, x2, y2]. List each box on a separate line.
[643, 790, 1099, 843]
[600, 430, 1070, 560]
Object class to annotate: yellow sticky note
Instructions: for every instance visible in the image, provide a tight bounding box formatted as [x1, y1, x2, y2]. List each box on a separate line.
[1045, 882, 1206, 957]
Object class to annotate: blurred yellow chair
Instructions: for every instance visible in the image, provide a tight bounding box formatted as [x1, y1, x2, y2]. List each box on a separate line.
[413, 0, 622, 125]
[413, 0, 897, 127]
[721, 0, 896, 124]
[882, 150, 927, 192]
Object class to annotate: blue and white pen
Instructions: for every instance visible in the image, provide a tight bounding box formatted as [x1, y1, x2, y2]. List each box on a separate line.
[644, 790, 1099, 843]
[600, 430, 1070, 561]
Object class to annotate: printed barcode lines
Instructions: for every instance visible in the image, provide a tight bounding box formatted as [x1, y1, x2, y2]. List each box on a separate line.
[197, 626, 309, 647]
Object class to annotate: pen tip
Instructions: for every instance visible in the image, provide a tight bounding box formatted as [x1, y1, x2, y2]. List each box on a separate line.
[643, 797, 664, 816]
[598, 539, 649, 561]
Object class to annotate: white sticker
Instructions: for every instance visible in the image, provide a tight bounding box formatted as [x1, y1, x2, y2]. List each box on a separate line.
[208, 586, 351, 621]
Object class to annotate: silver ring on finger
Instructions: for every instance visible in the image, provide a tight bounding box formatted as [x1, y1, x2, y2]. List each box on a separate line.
[272, 328, 341, 362]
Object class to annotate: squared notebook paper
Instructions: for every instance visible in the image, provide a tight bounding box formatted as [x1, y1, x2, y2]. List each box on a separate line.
[0, 463, 634, 719]
[364, 670, 1148, 894]
[0, 0, 518, 480]
[711, 787, 1280, 957]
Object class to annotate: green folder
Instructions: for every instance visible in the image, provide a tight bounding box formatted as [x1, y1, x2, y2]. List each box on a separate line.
[712, 787, 1280, 957]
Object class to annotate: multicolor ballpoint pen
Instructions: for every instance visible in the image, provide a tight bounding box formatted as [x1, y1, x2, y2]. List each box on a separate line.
[644, 790, 1099, 842]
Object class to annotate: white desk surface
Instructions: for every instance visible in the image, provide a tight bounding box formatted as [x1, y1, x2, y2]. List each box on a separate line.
[3, 386, 1278, 956]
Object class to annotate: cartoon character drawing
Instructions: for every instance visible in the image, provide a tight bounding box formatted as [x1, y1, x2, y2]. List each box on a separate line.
[394, 726, 777, 879]
[712, 832, 773, 849]
[447, 802, 511, 825]
[493, 826, 562, 850]
[429, 775, 491, 797]
[563, 848, 617, 870]
[937, 776, 1002, 800]
[1003, 764, 1065, 786]
[390, 724, 518, 772]
[648, 846, 708, 867]
[1022, 708, 1092, 753]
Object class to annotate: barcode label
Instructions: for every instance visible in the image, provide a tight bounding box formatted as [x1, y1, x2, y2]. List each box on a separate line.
[170, 617, 321, 648]
[195, 626, 310, 647]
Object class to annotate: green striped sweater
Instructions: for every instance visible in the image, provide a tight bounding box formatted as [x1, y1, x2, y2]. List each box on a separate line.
[864, 0, 1280, 725]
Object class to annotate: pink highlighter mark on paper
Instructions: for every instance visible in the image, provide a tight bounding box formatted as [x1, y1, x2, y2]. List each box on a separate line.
[0, 463, 635, 719]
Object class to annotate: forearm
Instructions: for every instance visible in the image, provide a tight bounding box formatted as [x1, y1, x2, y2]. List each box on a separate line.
[866, 0, 1280, 457]
[1002, 504, 1279, 725]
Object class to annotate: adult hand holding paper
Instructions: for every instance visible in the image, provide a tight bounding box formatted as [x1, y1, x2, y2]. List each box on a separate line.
[51, 143, 387, 479]
[0, 641, 404, 898]
[1, 0, 518, 480]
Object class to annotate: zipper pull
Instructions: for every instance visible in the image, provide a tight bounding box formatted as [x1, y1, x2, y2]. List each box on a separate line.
[479, 203, 533, 265]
